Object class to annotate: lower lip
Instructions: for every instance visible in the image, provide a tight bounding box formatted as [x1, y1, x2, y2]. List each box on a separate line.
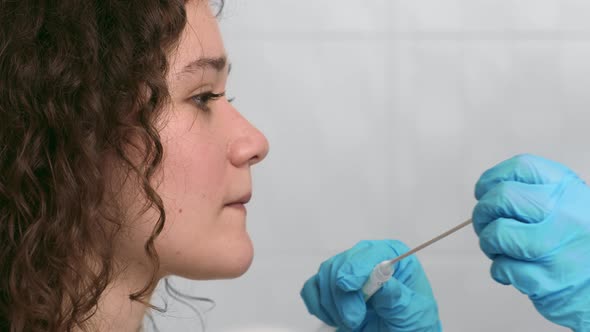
[226, 203, 247, 213]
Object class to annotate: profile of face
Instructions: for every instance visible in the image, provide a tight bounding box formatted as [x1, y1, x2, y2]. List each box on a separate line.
[114, 0, 269, 281]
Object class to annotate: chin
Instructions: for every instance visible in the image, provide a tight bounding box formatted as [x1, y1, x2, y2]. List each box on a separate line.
[178, 236, 255, 280]
[220, 237, 254, 279]
[164, 227, 256, 280]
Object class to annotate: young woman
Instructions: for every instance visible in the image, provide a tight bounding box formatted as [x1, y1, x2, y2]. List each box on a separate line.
[1, 0, 269, 330]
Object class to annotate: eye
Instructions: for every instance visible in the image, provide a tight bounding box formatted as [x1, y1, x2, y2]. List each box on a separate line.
[190, 91, 226, 112]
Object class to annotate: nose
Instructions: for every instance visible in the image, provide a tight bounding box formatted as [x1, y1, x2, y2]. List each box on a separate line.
[228, 117, 269, 168]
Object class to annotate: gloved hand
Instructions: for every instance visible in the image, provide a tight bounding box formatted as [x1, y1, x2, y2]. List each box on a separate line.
[473, 154, 590, 331]
[300, 240, 442, 332]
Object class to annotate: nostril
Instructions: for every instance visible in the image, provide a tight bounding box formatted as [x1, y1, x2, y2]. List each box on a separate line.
[249, 154, 262, 166]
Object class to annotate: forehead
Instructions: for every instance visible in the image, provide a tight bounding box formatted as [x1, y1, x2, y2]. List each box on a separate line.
[168, 0, 226, 78]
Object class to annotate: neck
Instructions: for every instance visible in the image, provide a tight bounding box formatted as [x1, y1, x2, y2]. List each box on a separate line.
[79, 261, 157, 332]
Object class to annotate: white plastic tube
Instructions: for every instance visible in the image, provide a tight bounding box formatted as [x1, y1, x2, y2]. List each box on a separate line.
[361, 260, 395, 301]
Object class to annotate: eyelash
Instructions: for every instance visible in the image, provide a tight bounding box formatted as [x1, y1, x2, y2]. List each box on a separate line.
[190, 91, 235, 112]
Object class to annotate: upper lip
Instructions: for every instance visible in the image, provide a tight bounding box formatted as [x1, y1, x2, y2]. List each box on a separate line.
[227, 192, 252, 205]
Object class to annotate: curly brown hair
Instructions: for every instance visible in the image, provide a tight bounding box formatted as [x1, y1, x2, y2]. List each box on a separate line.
[0, 0, 221, 331]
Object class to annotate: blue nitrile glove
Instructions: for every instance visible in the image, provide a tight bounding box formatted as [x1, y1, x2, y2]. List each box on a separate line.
[300, 240, 442, 332]
[473, 154, 590, 331]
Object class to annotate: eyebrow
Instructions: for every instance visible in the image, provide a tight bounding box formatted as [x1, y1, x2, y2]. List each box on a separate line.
[176, 56, 229, 80]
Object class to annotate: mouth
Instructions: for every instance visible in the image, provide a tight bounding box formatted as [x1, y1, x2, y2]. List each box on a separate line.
[225, 192, 252, 210]
[234, 192, 251, 205]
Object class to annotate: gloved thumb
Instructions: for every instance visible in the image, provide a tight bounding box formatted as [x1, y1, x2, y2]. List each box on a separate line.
[490, 256, 550, 298]
[335, 240, 410, 292]
[370, 277, 412, 318]
[370, 278, 441, 331]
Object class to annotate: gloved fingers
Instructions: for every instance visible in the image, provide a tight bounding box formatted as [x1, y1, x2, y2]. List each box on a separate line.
[332, 240, 413, 329]
[300, 274, 338, 327]
[370, 278, 440, 331]
[472, 181, 558, 235]
[331, 283, 367, 330]
[363, 318, 442, 332]
[490, 256, 554, 299]
[370, 276, 411, 316]
[475, 154, 577, 200]
[478, 217, 560, 261]
[336, 240, 410, 292]
[324, 259, 368, 330]
[391, 254, 436, 298]
[300, 270, 367, 330]
[301, 240, 416, 330]
[357, 311, 379, 332]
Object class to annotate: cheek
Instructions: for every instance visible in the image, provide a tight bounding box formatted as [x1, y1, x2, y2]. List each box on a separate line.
[154, 130, 229, 257]
[159, 134, 228, 211]
[153, 129, 238, 276]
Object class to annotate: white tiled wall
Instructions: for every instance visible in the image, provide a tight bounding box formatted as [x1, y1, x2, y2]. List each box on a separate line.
[149, 1, 590, 331]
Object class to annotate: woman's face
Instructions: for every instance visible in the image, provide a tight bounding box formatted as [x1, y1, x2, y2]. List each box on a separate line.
[116, 0, 268, 280]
